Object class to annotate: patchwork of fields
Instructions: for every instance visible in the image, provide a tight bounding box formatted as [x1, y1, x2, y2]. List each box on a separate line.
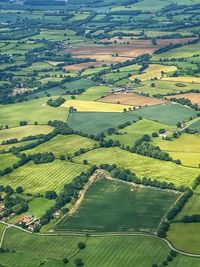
[0, 0, 200, 265]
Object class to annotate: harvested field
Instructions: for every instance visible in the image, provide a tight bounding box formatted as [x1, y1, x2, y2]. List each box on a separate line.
[130, 64, 177, 81]
[166, 93, 200, 106]
[99, 93, 168, 107]
[63, 61, 110, 72]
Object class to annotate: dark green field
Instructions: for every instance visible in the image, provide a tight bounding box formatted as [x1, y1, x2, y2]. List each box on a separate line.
[56, 178, 178, 233]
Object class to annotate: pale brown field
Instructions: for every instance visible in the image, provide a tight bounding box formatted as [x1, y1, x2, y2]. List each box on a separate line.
[63, 61, 110, 71]
[98, 93, 169, 107]
[60, 38, 197, 63]
[166, 93, 200, 106]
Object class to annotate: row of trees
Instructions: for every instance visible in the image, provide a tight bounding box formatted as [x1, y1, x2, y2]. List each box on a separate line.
[40, 166, 97, 226]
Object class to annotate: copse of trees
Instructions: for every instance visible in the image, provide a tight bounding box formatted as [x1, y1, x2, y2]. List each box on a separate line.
[47, 97, 65, 107]
[30, 152, 55, 164]
[169, 97, 199, 111]
[122, 134, 181, 164]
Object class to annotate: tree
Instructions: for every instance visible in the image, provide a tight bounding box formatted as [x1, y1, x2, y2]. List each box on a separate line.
[74, 258, 84, 266]
[45, 191, 58, 199]
[83, 159, 88, 165]
[16, 186, 24, 194]
[78, 242, 86, 250]
[63, 258, 69, 264]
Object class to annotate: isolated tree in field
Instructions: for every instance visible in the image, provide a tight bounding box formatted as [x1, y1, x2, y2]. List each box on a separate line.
[74, 258, 84, 266]
[78, 242, 86, 250]
[83, 159, 88, 165]
[63, 258, 69, 264]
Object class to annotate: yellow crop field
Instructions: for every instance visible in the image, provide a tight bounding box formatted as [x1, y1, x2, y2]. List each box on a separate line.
[62, 100, 131, 112]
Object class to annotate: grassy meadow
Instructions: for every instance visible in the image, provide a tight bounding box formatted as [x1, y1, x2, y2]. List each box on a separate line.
[25, 134, 97, 157]
[106, 119, 172, 146]
[74, 147, 199, 187]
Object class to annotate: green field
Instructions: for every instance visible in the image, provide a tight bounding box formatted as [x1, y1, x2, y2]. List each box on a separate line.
[0, 98, 67, 127]
[56, 177, 178, 232]
[0, 153, 19, 169]
[25, 134, 97, 157]
[106, 119, 173, 146]
[154, 133, 200, 167]
[167, 223, 200, 254]
[0, 125, 53, 143]
[189, 118, 200, 132]
[134, 80, 200, 96]
[0, 160, 88, 194]
[68, 112, 139, 135]
[76, 86, 110, 101]
[1, 226, 200, 267]
[74, 147, 199, 187]
[176, 194, 200, 220]
[133, 104, 197, 125]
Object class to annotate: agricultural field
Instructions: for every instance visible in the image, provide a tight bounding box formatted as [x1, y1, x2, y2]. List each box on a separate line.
[166, 93, 200, 106]
[130, 64, 177, 81]
[99, 92, 168, 107]
[68, 112, 139, 135]
[62, 99, 132, 112]
[25, 134, 98, 157]
[0, 160, 88, 194]
[74, 147, 199, 187]
[133, 80, 200, 96]
[0, 125, 53, 143]
[0, 98, 67, 127]
[133, 104, 197, 125]
[106, 119, 173, 146]
[0, 0, 200, 265]
[76, 86, 110, 101]
[167, 223, 200, 254]
[56, 177, 178, 232]
[188, 118, 200, 132]
[154, 133, 200, 167]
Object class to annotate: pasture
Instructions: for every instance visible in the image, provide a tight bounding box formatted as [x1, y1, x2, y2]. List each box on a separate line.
[56, 178, 178, 232]
[167, 223, 200, 254]
[25, 134, 97, 157]
[0, 125, 53, 143]
[176, 194, 200, 220]
[134, 80, 200, 96]
[107, 119, 172, 146]
[0, 160, 88, 194]
[133, 104, 197, 125]
[62, 100, 131, 112]
[154, 133, 200, 167]
[99, 92, 168, 106]
[1, 226, 200, 267]
[0, 98, 67, 127]
[0, 153, 19, 169]
[74, 147, 200, 187]
[76, 86, 110, 101]
[67, 112, 139, 135]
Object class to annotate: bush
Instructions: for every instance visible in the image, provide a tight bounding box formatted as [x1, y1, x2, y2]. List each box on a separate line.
[74, 258, 84, 266]
[78, 242, 86, 250]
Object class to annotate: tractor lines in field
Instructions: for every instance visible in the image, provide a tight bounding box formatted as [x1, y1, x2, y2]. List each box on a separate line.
[0, 222, 200, 258]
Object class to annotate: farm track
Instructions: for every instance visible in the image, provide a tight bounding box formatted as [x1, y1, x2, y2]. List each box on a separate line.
[0, 221, 200, 258]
